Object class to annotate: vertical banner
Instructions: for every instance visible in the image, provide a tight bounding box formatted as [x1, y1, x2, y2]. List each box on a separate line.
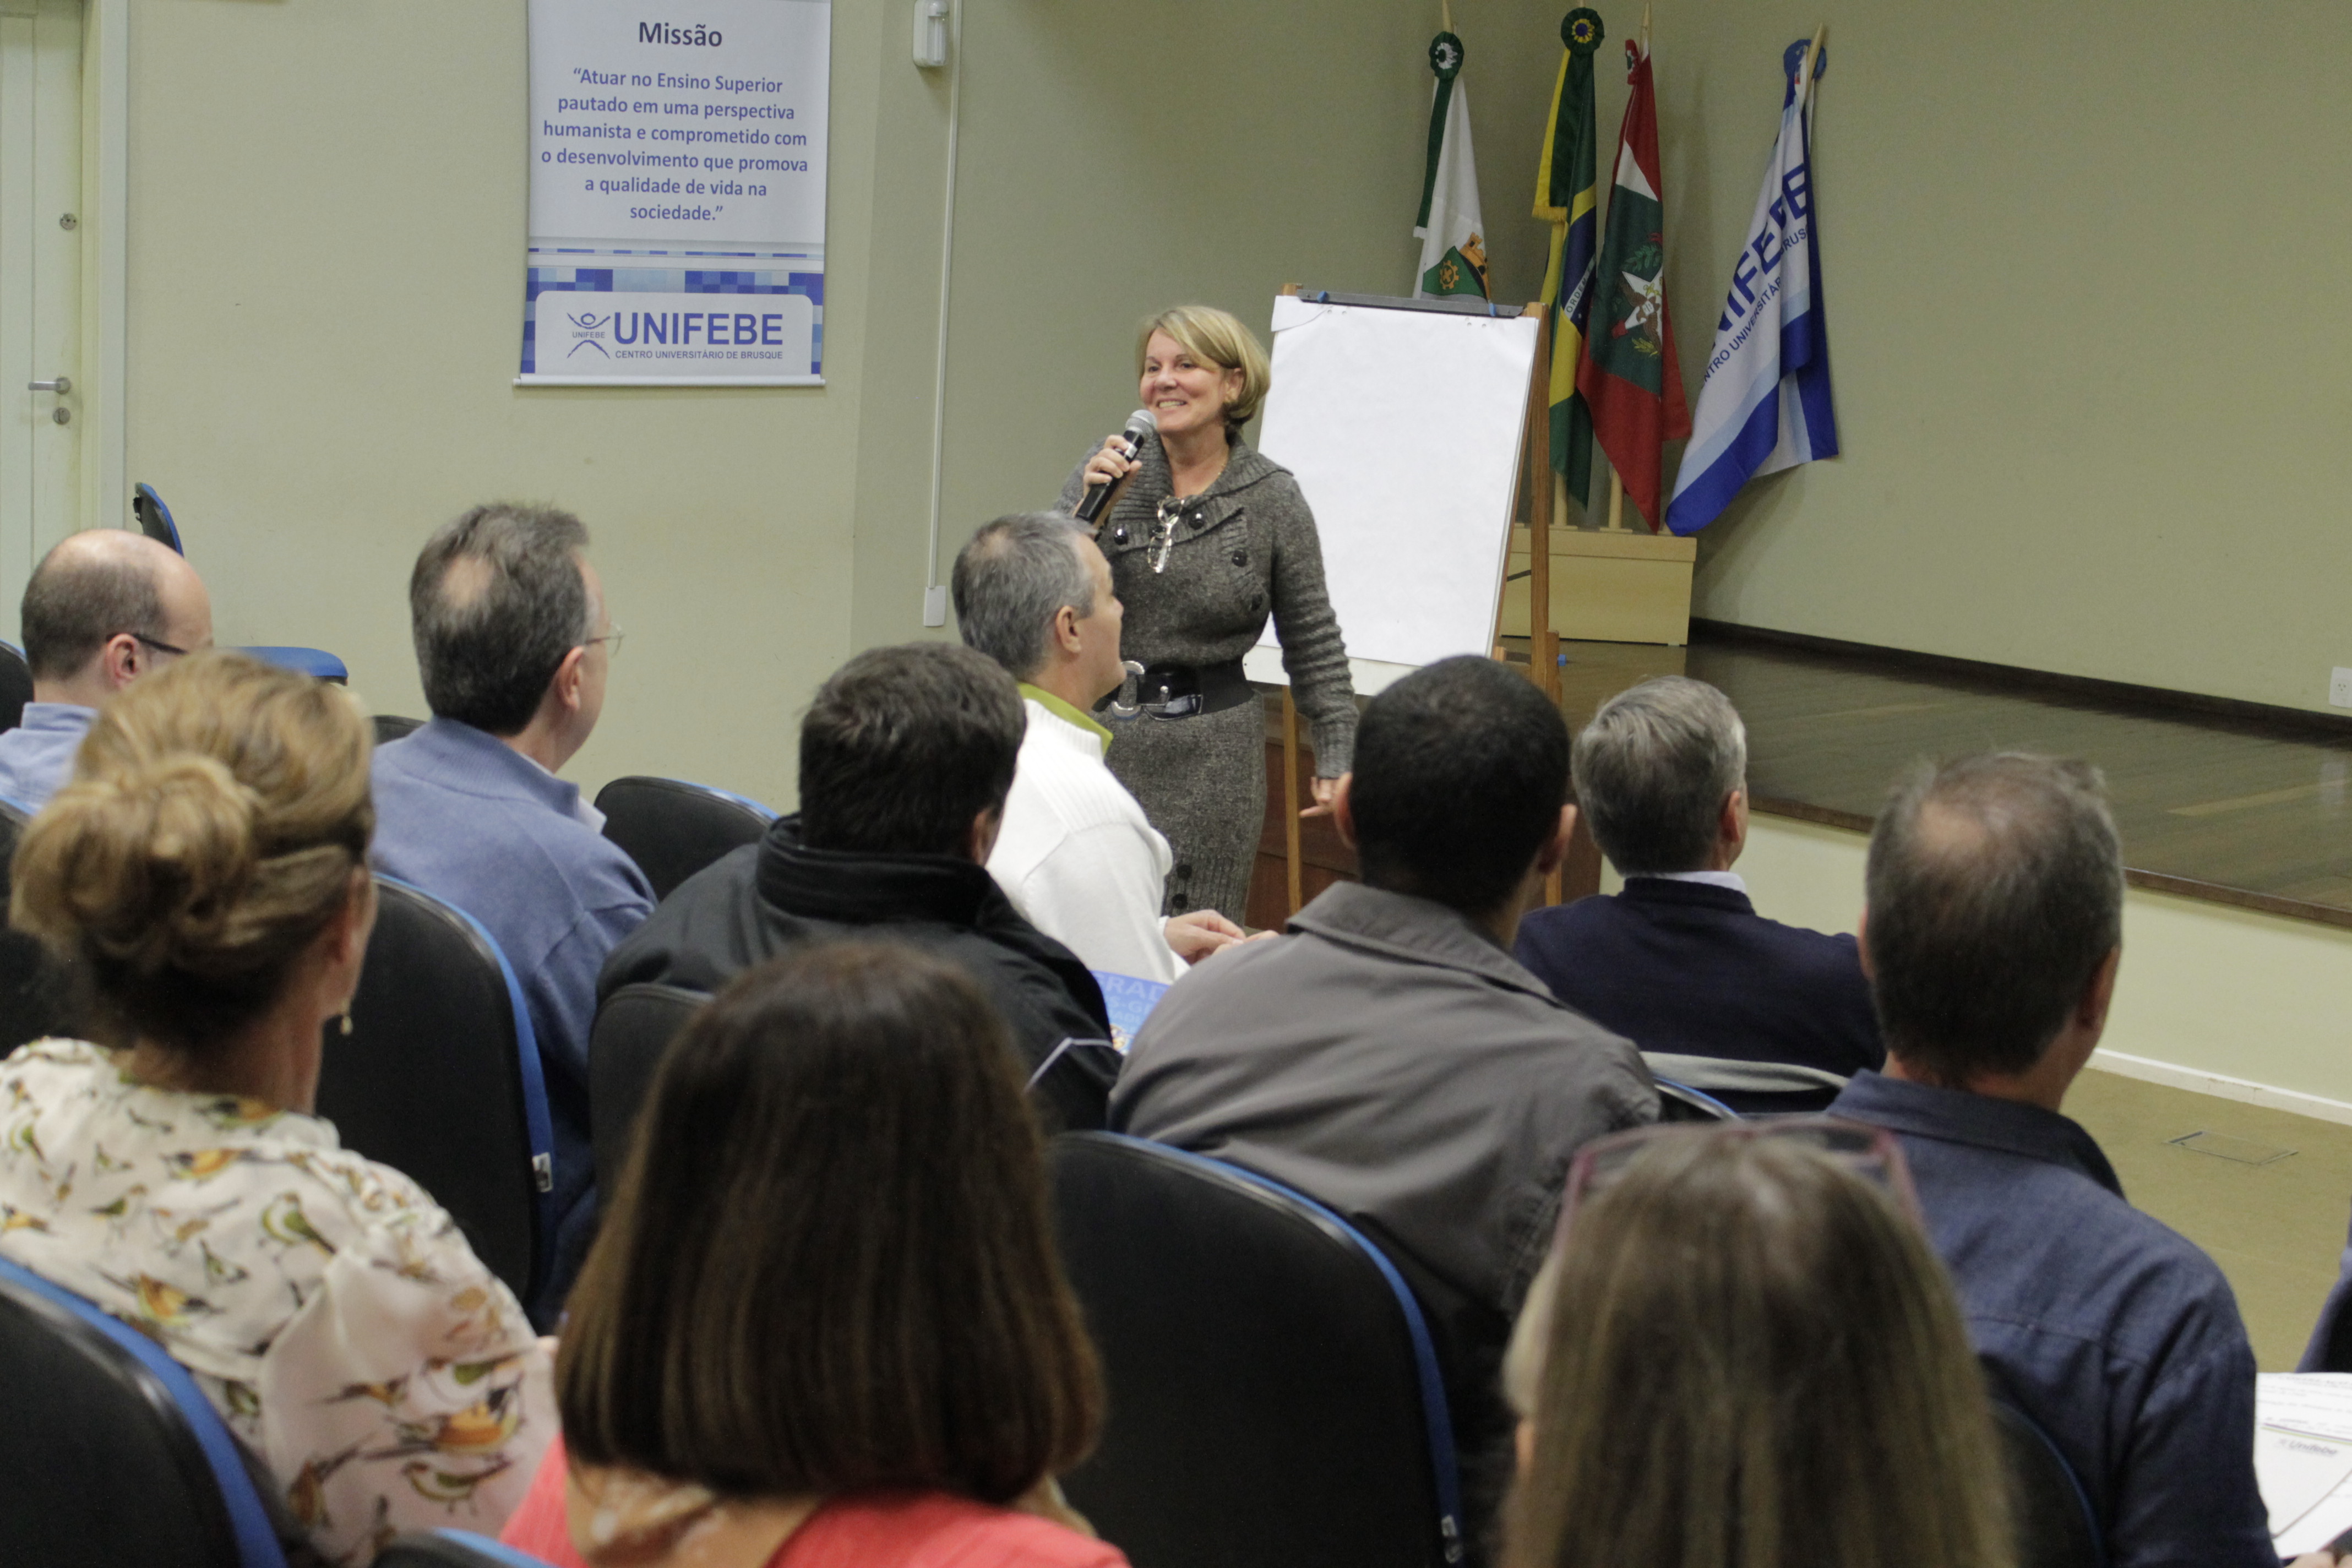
[521, 1, 831, 386]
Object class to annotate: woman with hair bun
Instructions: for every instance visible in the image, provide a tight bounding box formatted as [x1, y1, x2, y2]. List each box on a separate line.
[0, 652, 552, 1566]
[500, 941, 1126, 1568]
[1058, 304, 1357, 924]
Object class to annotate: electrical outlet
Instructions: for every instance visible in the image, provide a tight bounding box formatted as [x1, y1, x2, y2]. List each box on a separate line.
[2332, 668, 2352, 709]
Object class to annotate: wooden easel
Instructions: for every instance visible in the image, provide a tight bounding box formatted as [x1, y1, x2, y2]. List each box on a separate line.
[1271, 288, 1564, 917]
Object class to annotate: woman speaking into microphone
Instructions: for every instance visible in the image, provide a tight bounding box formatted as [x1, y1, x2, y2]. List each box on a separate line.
[1057, 304, 1355, 925]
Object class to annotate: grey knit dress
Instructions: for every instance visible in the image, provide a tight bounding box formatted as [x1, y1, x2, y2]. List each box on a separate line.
[1057, 431, 1357, 923]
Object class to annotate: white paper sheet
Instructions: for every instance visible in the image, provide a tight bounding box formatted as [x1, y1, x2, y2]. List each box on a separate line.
[2258, 1374, 2352, 1555]
[1254, 295, 1539, 675]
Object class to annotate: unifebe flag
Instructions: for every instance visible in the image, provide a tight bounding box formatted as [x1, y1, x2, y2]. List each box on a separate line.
[1414, 31, 1489, 300]
[1577, 35, 1690, 531]
[1664, 39, 1838, 537]
[1535, 8, 1605, 502]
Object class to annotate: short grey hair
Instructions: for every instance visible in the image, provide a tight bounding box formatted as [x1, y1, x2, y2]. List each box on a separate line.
[1864, 753, 2124, 1085]
[410, 503, 594, 736]
[1572, 677, 1748, 874]
[20, 542, 165, 681]
[951, 513, 1095, 682]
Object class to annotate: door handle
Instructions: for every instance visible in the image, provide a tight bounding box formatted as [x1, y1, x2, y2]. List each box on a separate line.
[28, 378, 69, 394]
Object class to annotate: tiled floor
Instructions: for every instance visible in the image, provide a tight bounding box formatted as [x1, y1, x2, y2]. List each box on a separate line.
[2070, 1066, 2352, 1370]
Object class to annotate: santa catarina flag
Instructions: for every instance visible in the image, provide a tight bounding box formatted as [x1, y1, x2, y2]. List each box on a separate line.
[1415, 31, 1489, 300]
[1535, 8, 1605, 502]
[1577, 35, 1690, 531]
[1664, 39, 1838, 537]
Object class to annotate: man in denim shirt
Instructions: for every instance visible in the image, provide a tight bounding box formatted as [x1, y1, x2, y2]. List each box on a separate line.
[372, 503, 653, 1318]
[1829, 753, 2272, 1568]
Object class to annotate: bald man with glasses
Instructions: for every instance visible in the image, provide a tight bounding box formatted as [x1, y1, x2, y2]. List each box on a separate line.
[0, 529, 213, 812]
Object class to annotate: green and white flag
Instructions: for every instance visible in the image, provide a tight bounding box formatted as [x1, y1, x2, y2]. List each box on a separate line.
[1414, 31, 1489, 300]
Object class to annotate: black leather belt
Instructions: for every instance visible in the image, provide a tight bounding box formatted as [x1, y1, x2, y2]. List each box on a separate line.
[1104, 658, 1255, 720]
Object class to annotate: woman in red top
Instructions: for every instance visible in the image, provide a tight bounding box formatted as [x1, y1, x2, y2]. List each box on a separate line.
[502, 943, 1126, 1568]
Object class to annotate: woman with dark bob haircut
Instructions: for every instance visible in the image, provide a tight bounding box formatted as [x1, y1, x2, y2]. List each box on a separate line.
[501, 941, 1126, 1568]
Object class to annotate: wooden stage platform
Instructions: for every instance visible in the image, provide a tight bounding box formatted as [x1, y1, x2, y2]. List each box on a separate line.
[1245, 623, 2352, 934]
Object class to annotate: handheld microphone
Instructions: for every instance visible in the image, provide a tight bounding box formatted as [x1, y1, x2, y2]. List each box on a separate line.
[1075, 409, 1157, 525]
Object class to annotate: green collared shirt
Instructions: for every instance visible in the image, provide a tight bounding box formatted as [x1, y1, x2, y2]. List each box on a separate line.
[1019, 683, 1113, 754]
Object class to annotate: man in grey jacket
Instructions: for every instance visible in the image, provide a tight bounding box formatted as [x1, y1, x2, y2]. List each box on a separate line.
[1113, 655, 1657, 1534]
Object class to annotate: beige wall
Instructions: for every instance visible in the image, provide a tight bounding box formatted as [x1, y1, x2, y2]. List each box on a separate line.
[122, 0, 1560, 807]
[1732, 814, 2352, 1112]
[1653, 0, 2352, 715]
[850, 0, 1531, 652]
[123, 0, 890, 809]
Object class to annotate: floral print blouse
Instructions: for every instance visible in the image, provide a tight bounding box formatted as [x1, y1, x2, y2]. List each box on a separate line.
[0, 1039, 554, 1565]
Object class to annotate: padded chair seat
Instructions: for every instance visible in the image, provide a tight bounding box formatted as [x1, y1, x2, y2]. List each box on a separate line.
[1049, 1132, 1464, 1568]
[589, 983, 706, 1195]
[314, 878, 552, 1299]
[593, 776, 775, 901]
[0, 1256, 290, 1567]
[1995, 1400, 2103, 1568]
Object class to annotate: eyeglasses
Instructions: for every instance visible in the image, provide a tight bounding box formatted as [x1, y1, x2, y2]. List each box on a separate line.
[581, 625, 625, 661]
[129, 631, 190, 658]
[1555, 1117, 1921, 1246]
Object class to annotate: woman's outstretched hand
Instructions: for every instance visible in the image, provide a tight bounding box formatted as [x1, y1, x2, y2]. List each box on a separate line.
[1301, 775, 1340, 819]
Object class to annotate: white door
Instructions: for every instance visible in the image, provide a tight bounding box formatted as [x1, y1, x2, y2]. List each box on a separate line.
[0, 0, 80, 641]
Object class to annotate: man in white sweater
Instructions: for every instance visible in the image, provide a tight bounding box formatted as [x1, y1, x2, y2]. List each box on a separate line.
[954, 513, 1246, 981]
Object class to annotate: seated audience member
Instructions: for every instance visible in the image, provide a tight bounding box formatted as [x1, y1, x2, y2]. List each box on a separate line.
[371, 503, 654, 1309]
[0, 654, 551, 1564]
[1513, 676, 1881, 1082]
[952, 512, 1244, 983]
[0, 529, 212, 812]
[601, 643, 1118, 1131]
[1499, 1124, 2012, 1568]
[1112, 655, 1656, 1515]
[1828, 753, 2272, 1568]
[501, 943, 1126, 1568]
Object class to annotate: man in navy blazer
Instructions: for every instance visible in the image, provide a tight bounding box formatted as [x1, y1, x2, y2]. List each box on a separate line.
[1513, 676, 1882, 1080]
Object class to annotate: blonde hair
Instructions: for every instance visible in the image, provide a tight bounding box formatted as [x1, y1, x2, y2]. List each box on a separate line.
[1503, 1132, 2013, 1568]
[1135, 304, 1272, 433]
[12, 652, 373, 1053]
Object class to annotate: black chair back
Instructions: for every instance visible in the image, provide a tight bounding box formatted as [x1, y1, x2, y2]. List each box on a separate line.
[373, 714, 426, 747]
[314, 877, 552, 1300]
[1049, 1131, 1464, 1568]
[1995, 1401, 2104, 1568]
[593, 776, 774, 901]
[377, 1529, 556, 1567]
[1654, 1077, 1741, 1122]
[0, 641, 31, 734]
[588, 982, 706, 1194]
[1643, 1052, 1846, 1117]
[0, 1257, 289, 1567]
[0, 802, 84, 1052]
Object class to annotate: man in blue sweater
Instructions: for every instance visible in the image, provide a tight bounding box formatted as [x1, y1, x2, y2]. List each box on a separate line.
[370, 503, 653, 1316]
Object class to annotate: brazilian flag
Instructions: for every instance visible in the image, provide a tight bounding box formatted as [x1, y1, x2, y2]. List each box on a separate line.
[1535, 8, 1604, 503]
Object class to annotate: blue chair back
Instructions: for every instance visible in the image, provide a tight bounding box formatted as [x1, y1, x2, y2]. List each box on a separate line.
[314, 877, 554, 1300]
[593, 775, 775, 901]
[134, 482, 184, 553]
[1995, 1400, 2105, 1568]
[1049, 1131, 1464, 1568]
[1654, 1077, 1741, 1121]
[0, 1255, 290, 1567]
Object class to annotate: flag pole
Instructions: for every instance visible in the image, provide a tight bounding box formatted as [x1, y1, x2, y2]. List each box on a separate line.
[1598, 2, 1652, 535]
[1799, 22, 1826, 103]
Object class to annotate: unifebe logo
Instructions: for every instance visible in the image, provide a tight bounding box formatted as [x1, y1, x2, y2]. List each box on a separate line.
[563, 310, 614, 358]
